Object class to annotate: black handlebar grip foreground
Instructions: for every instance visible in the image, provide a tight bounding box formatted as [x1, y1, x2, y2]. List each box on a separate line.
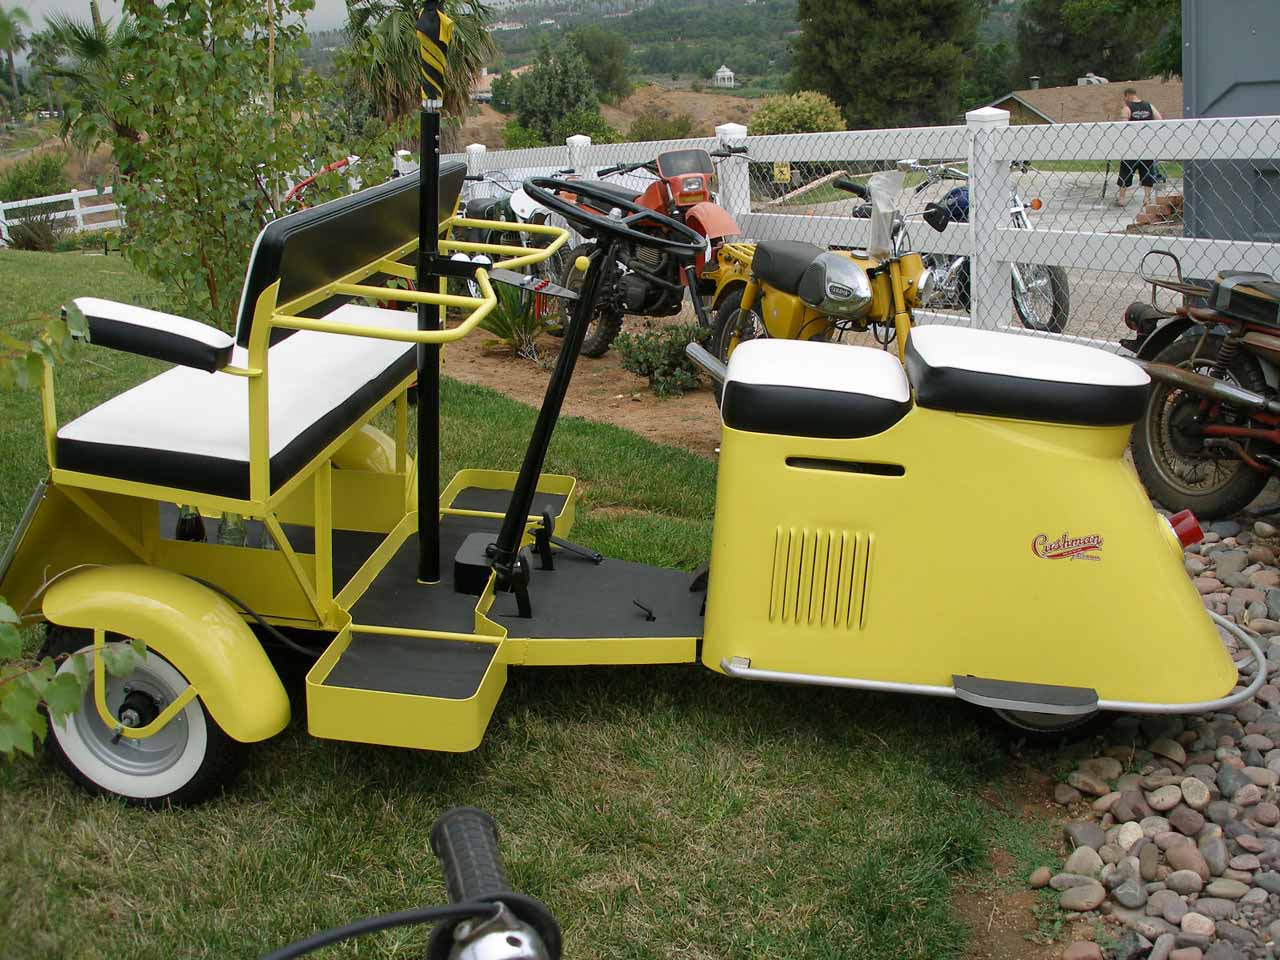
[431, 807, 510, 905]
[834, 177, 870, 199]
[426, 808, 564, 960]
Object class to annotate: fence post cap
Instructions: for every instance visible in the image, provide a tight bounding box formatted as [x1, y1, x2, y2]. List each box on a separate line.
[716, 122, 748, 141]
[565, 134, 592, 147]
[465, 143, 487, 154]
[965, 106, 1010, 128]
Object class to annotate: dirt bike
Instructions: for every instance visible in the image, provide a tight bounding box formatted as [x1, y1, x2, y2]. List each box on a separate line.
[1124, 250, 1280, 519]
[554, 145, 745, 357]
[875, 160, 1070, 334]
[702, 170, 934, 396]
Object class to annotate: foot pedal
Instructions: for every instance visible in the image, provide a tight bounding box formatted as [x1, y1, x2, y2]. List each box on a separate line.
[952, 675, 1098, 715]
[454, 532, 495, 596]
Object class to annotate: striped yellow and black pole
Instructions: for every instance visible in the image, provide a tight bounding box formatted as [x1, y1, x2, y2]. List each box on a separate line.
[415, 0, 453, 583]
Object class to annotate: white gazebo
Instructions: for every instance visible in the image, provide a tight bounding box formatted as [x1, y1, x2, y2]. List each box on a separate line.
[713, 65, 735, 89]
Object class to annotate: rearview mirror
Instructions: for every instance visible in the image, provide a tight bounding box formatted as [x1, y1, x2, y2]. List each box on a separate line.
[896, 159, 918, 173]
[923, 202, 951, 233]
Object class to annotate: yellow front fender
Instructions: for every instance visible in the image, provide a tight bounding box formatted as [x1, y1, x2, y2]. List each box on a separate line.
[42, 565, 290, 743]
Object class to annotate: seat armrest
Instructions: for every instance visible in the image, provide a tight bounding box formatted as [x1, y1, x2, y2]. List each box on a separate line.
[65, 297, 235, 373]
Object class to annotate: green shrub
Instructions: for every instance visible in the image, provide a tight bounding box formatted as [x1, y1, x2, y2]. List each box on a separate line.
[616, 322, 709, 397]
[0, 151, 70, 202]
[8, 210, 69, 252]
[502, 119, 547, 149]
[749, 91, 845, 135]
[551, 109, 621, 145]
[627, 108, 694, 143]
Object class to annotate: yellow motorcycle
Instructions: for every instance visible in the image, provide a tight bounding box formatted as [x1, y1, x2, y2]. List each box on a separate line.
[701, 171, 935, 388]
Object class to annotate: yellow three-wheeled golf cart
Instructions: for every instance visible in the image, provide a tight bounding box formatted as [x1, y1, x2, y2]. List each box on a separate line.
[1, 42, 1265, 805]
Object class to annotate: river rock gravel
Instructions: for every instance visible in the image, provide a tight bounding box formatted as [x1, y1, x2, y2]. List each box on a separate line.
[1038, 520, 1280, 959]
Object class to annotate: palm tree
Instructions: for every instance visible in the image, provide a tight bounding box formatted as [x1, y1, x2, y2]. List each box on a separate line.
[344, 0, 494, 147]
[44, 10, 140, 151]
[0, 3, 31, 120]
[26, 29, 59, 115]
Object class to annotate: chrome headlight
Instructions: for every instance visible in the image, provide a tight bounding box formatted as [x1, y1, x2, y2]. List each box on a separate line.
[797, 252, 873, 320]
[914, 267, 935, 304]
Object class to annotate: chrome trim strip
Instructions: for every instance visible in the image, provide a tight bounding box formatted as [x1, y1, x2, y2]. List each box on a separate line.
[1095, 612, 1267, 715]
[721, 612, 1268, 717]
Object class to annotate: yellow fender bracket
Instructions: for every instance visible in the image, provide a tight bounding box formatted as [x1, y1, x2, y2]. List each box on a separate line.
[42, 565, 290, 744]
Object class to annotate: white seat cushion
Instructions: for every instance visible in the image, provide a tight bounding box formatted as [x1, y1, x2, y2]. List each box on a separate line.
[722, 338, 911, 439]
[56, 304, 416, 498]
[905, 325, 1151, 426]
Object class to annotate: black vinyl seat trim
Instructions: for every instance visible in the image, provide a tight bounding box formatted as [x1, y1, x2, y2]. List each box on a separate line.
[235, 161, 466, 348]
[722, 380, 911, 439]
[904, 337, 1149, 426]
[575, 180, 642, 203]
[55, 350, 415, 499]
[752, 240, 823, 295]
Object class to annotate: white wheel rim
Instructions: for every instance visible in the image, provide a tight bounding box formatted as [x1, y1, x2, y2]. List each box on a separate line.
[50, 644, 207, 799]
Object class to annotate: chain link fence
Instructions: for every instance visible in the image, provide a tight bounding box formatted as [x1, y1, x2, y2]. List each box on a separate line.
[456, 112, 1280, 348]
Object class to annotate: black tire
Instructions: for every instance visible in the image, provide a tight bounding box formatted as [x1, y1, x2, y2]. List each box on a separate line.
[39, 625, 243, 808]
[557, 242, 624, 358]
[993, 708, 1114, 743]
[1012, 263, 1069, 333]
[1131, 336, 1270, 519]
[710, 287, 767, 404]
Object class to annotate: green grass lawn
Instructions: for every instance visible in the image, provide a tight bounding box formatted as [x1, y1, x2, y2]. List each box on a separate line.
[0, 251, 1054, 960]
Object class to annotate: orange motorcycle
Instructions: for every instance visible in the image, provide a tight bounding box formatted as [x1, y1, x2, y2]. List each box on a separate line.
[554, 145, 745, 356]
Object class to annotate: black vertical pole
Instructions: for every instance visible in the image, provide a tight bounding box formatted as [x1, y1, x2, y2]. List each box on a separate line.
[417, 106, 442, 583]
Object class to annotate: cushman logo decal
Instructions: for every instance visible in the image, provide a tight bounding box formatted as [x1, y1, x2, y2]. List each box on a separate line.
[1032, 531, 1103, 561]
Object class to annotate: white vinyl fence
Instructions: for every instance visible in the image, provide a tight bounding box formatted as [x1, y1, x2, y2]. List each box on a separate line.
[457, 108, 1280, 346]
[0, 185, 122, 245]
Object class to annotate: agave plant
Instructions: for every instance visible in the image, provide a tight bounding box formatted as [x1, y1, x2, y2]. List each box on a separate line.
[479, 281, 547, 361]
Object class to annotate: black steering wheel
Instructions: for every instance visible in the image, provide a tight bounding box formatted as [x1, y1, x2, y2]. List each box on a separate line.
[522, 176, 708, 258]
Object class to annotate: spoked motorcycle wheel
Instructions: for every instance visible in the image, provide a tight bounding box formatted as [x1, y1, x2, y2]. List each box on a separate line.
[710, 288, 767, 404]
[1131, 337, 1270, 519]
[40, 626, 242, 807]
[555, 242, 623, 357]
[1012, 263, 1069, 333]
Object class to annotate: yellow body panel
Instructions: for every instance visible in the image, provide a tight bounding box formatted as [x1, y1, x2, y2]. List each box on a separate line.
[41, 565, 290, 743]
[703, 407, 1236, 706]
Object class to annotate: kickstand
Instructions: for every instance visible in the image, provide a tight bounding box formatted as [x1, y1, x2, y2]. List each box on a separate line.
[535, 509, 604, 568]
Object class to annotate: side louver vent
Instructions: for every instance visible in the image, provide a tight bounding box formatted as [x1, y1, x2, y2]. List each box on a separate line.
[768, 527, 872, 629]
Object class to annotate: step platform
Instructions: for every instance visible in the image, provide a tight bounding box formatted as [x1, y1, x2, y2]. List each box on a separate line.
[304, 467, 704, 751]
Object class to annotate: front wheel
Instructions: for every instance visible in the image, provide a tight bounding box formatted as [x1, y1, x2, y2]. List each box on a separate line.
[1012, 263, 1069, 333]
[557, 242, 624, 358]
[710, 287, 767, 404]
[40, 626, 243, 807]
[1130, 336, 1270, 519]
[993, 708, 1113, 741]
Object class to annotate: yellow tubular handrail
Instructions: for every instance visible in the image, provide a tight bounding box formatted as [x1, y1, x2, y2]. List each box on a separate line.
[273, 269, 497, 344]
[443, 216, 571, 271]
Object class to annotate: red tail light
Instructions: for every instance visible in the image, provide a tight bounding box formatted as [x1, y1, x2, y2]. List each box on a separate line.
[1168, 509, 1203, 548]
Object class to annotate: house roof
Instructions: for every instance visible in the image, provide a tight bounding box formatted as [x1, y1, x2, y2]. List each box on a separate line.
[987, 77, 1183, 124]
[472, 63, 532, 95]
[715, 65, 733, 75]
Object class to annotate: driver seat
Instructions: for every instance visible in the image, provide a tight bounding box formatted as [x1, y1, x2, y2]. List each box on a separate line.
[576, 180, 642, 203]
[753, 240, 823, 295]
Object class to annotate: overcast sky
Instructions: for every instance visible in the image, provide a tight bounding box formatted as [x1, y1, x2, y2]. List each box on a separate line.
[16, 0, 351, 31]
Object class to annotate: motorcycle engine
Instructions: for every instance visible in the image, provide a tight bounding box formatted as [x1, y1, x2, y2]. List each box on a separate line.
[620, 274, 653, 312]
[618, 248, 672, 313]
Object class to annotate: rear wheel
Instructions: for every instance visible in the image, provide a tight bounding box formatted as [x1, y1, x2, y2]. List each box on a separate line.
[40, 625, 243, 807]
[1012, 263, 1069, 333]
[993, 709, 1113, 741]
[556, 242, 624, 358]
[1131, 336, 1270, 519]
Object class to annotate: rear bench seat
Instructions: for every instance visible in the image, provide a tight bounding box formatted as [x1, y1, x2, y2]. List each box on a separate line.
[54, 163, 466, 500]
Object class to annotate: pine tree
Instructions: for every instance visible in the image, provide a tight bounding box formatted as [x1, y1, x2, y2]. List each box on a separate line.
[1013, 0, 1149, 89]
[789, 0, 984, 130]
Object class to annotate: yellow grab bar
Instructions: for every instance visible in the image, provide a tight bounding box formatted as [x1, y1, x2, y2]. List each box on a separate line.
[273, 269, 497, 345]
[443, 217, 570, 271]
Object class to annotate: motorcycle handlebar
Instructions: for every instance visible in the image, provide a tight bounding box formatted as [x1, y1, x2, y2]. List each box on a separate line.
[430, 807, 512, 905]
[834, 177, 870, 199]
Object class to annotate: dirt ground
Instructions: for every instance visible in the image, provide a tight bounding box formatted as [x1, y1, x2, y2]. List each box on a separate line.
[443, 325, 725, 458]
[459, 82, 761, 149]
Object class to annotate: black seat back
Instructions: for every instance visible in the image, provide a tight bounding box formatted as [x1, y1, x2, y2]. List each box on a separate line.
[234, 160, 467, 348]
